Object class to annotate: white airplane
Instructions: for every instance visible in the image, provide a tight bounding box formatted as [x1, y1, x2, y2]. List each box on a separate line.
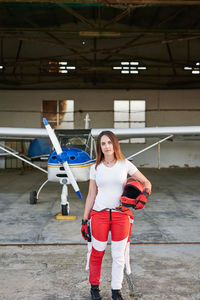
[0, 123, 200, 218]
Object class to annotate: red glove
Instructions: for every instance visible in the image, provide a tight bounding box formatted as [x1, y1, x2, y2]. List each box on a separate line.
[81, 219, 91, 241]
[135, 188, 150, 210]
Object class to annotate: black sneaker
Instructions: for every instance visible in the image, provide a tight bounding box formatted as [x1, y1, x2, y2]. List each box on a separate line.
[111, 289, 124, 300]
[91, 285, 102, 300]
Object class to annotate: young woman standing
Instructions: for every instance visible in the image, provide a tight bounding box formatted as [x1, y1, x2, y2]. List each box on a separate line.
[81, 131, 152, 300]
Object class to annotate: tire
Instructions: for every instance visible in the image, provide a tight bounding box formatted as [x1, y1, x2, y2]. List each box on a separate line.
[61, 204, 69, 216]
[30, 191, 37, 205]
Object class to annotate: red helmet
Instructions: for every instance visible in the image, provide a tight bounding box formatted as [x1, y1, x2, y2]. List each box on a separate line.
[120, 178, 150, 210]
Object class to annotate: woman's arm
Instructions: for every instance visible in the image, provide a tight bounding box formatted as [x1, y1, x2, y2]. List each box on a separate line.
[131, 170, 152, 194]
[83, 179, 97, 220]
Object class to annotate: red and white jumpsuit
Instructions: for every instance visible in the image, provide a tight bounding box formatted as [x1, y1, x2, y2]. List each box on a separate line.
[87, 159, 137, 290]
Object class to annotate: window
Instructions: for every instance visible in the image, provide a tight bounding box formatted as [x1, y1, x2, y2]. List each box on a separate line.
[114, 100, 146, 143]
[42, 100, 74, 129]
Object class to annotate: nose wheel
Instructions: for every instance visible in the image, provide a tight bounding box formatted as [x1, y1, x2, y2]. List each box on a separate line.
[61, 203, 69, 216]
[56, 179, 76, 220]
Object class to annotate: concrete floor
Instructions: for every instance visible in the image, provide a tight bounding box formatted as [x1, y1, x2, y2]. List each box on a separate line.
[0, 168, 200, 300]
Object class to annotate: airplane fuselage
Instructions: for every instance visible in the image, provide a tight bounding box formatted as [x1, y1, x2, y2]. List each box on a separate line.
[48, 148, 96, 182]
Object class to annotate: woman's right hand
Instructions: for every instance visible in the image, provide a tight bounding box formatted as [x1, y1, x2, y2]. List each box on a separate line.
[81, 219, 91, 241]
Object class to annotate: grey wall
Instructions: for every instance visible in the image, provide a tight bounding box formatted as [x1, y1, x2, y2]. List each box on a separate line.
[0, 89, 200, 168]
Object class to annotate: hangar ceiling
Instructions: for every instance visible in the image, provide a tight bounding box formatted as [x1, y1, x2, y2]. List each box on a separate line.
[0, 0, 200, 89]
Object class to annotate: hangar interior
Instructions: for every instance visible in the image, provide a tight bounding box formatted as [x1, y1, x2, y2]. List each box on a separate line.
[0, 0, 200, 168]
[0, 2, 200, 299]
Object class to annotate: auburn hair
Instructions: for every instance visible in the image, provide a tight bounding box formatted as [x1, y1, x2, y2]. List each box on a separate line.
[95, 130, 125, 169]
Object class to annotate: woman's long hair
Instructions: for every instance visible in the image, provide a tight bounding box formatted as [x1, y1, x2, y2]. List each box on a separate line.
[95, 130, 125, 169]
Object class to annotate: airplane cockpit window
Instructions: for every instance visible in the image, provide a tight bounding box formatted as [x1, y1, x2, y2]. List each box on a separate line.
[68, 137, 87, 146]
[56, 129, 95, 158]
[60, 137, 87, 147]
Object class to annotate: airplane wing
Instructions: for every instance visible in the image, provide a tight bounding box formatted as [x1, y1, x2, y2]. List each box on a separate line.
[0, 125, 200, 169]
[91, 126, 200, 140]
[0, 125, 200, 151]
[1, 126, 200, 141]
[0, 127, 48, 140]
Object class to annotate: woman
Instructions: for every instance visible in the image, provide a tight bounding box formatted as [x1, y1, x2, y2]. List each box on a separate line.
[81, 131, 152, 300]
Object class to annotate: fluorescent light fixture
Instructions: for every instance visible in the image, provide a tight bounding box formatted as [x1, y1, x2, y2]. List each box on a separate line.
[59, 66, 66, 69]
[130, 62, 139, 65]
[59, 70, 68, 74]
[184, 67, 192, 70]
[59, 62, 67, 65]
[66, 66, 76, 70]
[0, 65, 3, 69]
[113, 61, 146, 74]
[192, 70, 200, 74]
[121, 62, 129, 65]
[121, 70, 129, 74]
[196, 62, 200, 66]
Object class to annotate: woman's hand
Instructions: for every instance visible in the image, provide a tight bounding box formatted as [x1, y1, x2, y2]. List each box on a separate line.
[81, 219, 91, 242]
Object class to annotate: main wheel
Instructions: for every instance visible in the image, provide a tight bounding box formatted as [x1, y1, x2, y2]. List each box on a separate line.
[61, 204, 69, 216]
[30, 191, 37, 205]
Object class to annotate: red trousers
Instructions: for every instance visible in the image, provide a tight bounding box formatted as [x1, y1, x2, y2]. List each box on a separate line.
[89, 210, 133, 289]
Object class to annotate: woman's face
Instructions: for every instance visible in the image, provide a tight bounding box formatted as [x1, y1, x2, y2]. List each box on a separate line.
[100, 135, 114, 156]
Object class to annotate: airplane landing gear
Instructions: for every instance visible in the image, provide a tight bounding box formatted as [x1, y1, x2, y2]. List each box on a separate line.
[60, 179, 70, 216]
[29, 177, 76, 220]
[55, 179, 76, 220]
[30, 190, 37, 204]
[61, 203, 69, 216]
[29, 179, 48, 205]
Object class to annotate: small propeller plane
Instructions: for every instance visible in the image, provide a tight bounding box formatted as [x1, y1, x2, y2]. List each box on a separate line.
[0, 122, 200, 218]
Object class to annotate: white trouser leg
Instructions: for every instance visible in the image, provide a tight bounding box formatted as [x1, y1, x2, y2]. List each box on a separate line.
[111, 237, 128, 290]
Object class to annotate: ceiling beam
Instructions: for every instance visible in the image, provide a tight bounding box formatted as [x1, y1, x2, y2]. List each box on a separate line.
[0, 27, 200, 35]
[1, 33, 200, 60]
[58, 5, 97, 29]
[101, 0, 200, 5]
[3, 54, 196, 67]
[102, 7, 132, 29]
[166, 42, 176, 75]
[103, 34, 144, 61]
[12, 40, 23, 75]
[0, 0, 200, 5]
[45, 32, 90, 63]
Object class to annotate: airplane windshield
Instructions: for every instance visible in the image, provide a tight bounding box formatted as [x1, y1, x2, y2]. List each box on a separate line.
[68, 137, 87, 145]
[60, 137, 87, 148]
[56, 129, 95, 158]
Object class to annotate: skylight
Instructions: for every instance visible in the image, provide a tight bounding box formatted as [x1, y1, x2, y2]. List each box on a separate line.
[184, 62, 200, 75]
[48, 61, 76, 74]
[113, 61, 147, 75]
